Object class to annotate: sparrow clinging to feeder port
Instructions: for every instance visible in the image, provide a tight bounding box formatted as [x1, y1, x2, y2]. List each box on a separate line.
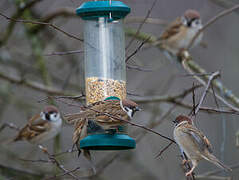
[158, 9, 203, 59]
[65, 96, 140, 145]
[173, 115, 232, 176]
[64, 96, 140, 168]
[7, 106, 62, 144]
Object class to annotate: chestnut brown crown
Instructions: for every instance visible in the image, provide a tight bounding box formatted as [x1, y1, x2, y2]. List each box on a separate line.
[43, 105, 59, 114]
[184, 9, 200, 20]
[173, 115, 192, 125]
[122, 99, 139, 110]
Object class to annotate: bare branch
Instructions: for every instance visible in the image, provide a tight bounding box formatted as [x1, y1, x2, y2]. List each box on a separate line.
[44, 50, 84, 56]
[180, 51, 239, 112]
[126, 0, 157, 50]
[209, 0, 237, 10]
[187, 4, 239, 49]
[0, 0, 43, 45]
[0, 122, 20, 133]
[133, 84, 202, 103]
[126, 64, 154, 72]
[41, 7, 75, 22]
[0, 71, 69, 96]
[85, 107, 175, 143]
[126, 37, 151, 63]
[194, 71, 220, 115]
[125, 16, 168, 25]
[38, 145, 80, 180]
[44, 167, 80, 180]
[0, 12, 83, 42]
[155, 142, 174, 158]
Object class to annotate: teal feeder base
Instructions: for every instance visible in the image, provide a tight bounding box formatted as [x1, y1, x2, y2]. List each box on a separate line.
[79, 134, 136, 150]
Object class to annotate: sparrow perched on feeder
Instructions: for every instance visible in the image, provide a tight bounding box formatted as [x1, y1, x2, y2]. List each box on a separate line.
[158, 9, 203, 58]
[8, 106, 62, 144]
[173, 115, 232, 176]
[65, 96, 140, 146]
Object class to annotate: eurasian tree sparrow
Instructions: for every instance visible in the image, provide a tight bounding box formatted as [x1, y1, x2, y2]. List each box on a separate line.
[65, 97, 140, 146]
[10, 106, 62, 144]
[158, 9, 203, 59]
[64, 97, 140, 165]
[173, 115, 232, 176]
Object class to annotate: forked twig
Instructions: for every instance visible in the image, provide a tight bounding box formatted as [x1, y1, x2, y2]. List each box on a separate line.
[0, 12, 83, 42]
[38, 145, 80, 180]
[194, 71, 220, 115]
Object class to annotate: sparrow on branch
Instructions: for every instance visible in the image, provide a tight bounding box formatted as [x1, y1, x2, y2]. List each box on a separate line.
[158, 9, 203, 59]
[173, 115, 232, 176]
[8, 106, 62, 144]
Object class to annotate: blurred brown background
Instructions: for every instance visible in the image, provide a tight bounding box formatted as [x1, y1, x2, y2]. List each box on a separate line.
[0, 0, 239, 179]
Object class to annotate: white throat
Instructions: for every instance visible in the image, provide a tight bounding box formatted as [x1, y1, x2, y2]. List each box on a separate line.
[175, 121, 188, 128]
[120, 100, 133, 119]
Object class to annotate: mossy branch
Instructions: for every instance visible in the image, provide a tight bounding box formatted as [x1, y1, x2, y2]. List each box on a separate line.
[125, 29, 239, 110]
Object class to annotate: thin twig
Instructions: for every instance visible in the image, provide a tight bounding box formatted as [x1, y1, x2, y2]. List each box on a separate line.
[125, 16, 168, 25]
[44, 50, 84, 56]
[155, 142, 174, 158]
[194, 71, 220, 115]
[133, 84, 202, 103]
[126, 0, 157, 50]
[0, 122, 20, 132]
[191, 83, 197, 116]
[0, 0, 43, 45]
[0, 12, 83, 42]
[18, 158, 50, 163]
[44, 167, 81, 180]
[0, 71, 69, 96]
[38, 145, 79, 180]
[86, 108, 175, 143]
[126, 64, 154, 72]
[125, 37, 151, 63]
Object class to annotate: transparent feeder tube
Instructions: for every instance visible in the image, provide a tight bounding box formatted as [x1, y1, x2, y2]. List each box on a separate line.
[84, 17, 126, 104]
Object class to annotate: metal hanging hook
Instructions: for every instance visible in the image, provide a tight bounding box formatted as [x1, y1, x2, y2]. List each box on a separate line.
[109, 0, 112, 21]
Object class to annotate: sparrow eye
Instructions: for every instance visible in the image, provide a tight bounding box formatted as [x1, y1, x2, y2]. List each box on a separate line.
[191, 19, 201, 28]
[194, 19, 200, 25]
[124, 107, 129, 112]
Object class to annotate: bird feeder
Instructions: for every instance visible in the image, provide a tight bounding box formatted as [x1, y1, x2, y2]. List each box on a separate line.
[76, 1, 135, 150]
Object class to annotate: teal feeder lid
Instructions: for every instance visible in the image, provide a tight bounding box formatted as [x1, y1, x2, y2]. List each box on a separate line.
[104, 96, 120, 101]
[80, 134, 136, 150]
[76, 1, 130, 20]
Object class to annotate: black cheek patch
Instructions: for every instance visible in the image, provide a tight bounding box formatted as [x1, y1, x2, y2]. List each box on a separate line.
[45, 113, 50, 121]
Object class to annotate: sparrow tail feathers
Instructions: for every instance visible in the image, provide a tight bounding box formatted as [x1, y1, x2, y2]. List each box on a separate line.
[205, 154, 232, 172]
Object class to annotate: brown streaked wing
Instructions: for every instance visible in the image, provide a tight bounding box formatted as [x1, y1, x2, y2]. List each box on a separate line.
[14, 115, 47, 141]
[65, 113, 86, 123]
[28, 114, 41, 124]
[73, 118, 88, 144]
[64, 101, 109, 123]
[159, 17, 182, 41]
[94, 100, 128, 122]
[181, 123, 213, 153]
[29, 120, 51, 132]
